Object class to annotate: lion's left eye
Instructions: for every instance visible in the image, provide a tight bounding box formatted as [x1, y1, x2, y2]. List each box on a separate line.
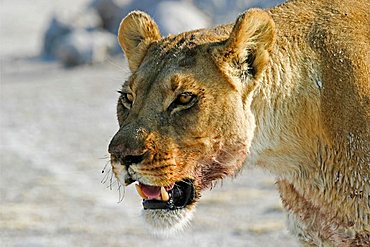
[174, 92, 196, 106]
[118, 90, 134, 109]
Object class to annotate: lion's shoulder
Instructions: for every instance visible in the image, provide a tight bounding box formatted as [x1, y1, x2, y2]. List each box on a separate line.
[267, 0, 370, 138]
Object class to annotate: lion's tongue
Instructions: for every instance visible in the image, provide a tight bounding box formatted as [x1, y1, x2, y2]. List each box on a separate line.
[137, 183, 175, 200]
[140, 184, 161, 200]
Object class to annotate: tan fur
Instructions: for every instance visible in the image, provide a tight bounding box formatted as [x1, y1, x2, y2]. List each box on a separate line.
[109, 0, 370, 245]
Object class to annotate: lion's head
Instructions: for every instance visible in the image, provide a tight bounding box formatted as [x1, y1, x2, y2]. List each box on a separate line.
[108, 9, 275, 232]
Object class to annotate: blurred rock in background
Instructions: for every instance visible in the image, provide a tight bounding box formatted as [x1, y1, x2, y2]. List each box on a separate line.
[53, 30, 116, 67]
[42, 0, 284, 66]
[90, 0, 210, 35]
[193, 0, 285, 24]
[42, 4, 116, 66]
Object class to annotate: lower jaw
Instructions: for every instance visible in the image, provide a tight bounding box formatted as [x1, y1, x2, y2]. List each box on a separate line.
[142, 207, 195, 234]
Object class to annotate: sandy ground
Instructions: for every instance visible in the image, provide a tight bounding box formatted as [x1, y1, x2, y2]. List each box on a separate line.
[1, 1, 297, 246]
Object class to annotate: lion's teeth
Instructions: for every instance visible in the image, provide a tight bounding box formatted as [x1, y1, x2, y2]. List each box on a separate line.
[135, 184, 148, 199]
[160, 186, 169, 201]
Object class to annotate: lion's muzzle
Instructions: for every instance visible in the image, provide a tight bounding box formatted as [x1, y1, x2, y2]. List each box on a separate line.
[108, 127, 197, 212]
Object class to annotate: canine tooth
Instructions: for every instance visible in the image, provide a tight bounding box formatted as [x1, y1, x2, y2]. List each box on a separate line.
[135, 184, 147, 199]
[160, 186, 169, 201]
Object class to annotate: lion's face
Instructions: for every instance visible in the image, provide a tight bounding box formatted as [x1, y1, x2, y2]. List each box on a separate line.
[108, 10, 275, 232]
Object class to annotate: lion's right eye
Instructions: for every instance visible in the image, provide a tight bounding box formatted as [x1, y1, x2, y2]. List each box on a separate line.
[169, 92, 197, 114]
[174, 92, 196, 107]
[176, 93, 193, 105]
[118, 91, 134, 109]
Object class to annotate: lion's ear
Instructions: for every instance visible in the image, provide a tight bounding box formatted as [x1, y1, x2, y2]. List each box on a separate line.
[118, 11, 161, 72]
[212, 8, 275, 82]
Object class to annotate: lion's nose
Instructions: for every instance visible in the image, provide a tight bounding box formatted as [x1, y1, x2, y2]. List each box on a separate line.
[108, 133, 148, 166]
[108, 124, 150, 166]
[109, 142, 148, 166]
[121, 153, 146, 166]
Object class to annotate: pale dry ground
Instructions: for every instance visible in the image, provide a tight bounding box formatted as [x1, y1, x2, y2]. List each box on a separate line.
[0, 0, 297, 246]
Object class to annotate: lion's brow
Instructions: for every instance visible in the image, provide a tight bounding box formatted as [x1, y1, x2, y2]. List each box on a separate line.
[169, 75, 182, 92]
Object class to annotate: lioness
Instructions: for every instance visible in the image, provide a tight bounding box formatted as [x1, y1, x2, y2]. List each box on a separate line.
[107, 0, 370, 245]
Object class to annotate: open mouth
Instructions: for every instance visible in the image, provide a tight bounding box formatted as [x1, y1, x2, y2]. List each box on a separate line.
[135, 180, 195, 210]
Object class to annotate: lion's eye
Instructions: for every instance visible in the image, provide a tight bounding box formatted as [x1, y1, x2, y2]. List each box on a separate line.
[175, 92, 195, 105]
[169, 92, 198, 113]
[126, 93, 134, 103]
[118, 91, 134, 109]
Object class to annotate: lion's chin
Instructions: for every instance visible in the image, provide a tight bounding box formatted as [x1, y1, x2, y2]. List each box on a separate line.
[142, 207, 194, 236]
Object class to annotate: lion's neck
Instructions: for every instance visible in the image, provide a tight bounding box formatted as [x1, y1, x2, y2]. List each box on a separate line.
[248, 40, 320, 176]
[248, 39, 369, 235]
